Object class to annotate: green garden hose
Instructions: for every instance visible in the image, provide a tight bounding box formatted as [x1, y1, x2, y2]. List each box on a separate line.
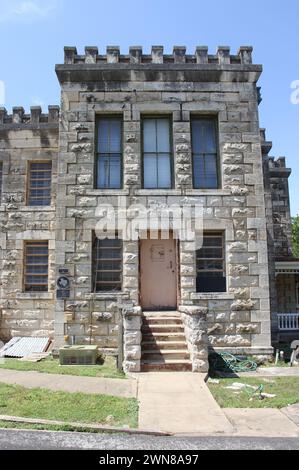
[209, 352, 258, 373]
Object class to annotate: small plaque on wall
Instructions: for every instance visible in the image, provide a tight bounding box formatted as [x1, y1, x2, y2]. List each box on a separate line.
[59, 268, 69, 275]
[57, 290, 70, 300]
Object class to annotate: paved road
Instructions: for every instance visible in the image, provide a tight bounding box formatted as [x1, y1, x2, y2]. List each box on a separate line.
[0, 429, 298, 450]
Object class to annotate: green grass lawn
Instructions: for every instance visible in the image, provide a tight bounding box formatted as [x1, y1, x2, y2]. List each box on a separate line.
[0, 356, 125, 379]
[208, 376, 299, 409]
[0, 420, 125, 433]
[0, 383, 138, 428]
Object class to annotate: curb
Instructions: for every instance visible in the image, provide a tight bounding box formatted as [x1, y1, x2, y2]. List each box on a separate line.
[0, 415, 172, 436]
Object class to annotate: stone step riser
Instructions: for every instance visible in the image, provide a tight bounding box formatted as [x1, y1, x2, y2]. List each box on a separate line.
[142, 325, 185, 334]
[143, 318, 182, 326]
[141, 342, 188, 350]
[141, 363, 192, 372]
[142, 333, 186, 342]
[142, 351, 190, 360]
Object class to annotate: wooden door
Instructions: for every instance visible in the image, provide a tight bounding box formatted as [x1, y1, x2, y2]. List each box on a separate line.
[140, 237, 177, 310]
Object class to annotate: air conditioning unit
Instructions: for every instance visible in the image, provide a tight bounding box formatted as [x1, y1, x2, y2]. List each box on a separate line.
[59, 345, 98, 366]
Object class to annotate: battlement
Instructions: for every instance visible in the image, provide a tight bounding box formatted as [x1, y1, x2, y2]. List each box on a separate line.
[0, 105, 60, 126]
[63, 45, 254, 66]
[268, 157, 288, 169]
[267, 156, 292, 179]
[260, 128, 273, 155]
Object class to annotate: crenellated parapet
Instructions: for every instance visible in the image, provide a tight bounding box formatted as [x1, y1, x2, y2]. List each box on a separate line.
[260, 128, 273, 156]
[63, 45, 254, 65]
[0, 105, 60, 127]
[268, 156, 292, 176]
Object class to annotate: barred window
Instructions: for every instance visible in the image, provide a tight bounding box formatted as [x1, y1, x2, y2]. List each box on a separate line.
[28, 162, 52, 206]
[191, 119, 219, 189]
[0, 162, 3, 202]
[196, 232, 226, 293]
[93, 236, 123, 292]
[24, 241, 49, 292]
[96, 118, 122, 189]
[143, 118, 172, 189]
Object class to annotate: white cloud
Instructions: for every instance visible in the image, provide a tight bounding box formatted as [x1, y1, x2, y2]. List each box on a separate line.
[0, 0, 57, 23]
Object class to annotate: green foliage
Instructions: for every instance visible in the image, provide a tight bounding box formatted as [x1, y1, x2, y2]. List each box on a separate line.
[0, 383, 138, 428]
[0, 356, 125, 379]
[209, 376, 299, 409]
[292, 215, 299, 257]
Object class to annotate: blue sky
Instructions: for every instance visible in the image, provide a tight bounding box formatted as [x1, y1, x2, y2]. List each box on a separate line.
[0, 0, 298, 214]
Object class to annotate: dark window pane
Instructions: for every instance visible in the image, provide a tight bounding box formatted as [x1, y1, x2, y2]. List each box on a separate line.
[157, 119, 171, 153]
[192, 120, 217, 153]
[28, 162, 52, 206]
[143, 120, 157, 153]
[158, 154, 171, 188]
[98, 155, 121, 189]
[25, 242, 48, 292]
[93, 236, 123, 292]
[97, 118, 122, 189]
[196, 232, 226, 293]
[192, 119, 218, 189]
[196, 276, 226, 293]
[144, 154, 158, 189]
[143, 118, 172, 189]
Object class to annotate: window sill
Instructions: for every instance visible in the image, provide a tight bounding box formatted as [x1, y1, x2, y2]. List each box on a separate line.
[87, 189, 129, 196]
[134, 189, 231, 197]
[16, 292, 54, 300]
[20, 206, 56, 212]
[185, 190, 230, 196]
[135, 189, 181, 196]
[85, 292, 126, 300]
[191, 293, 235, 300]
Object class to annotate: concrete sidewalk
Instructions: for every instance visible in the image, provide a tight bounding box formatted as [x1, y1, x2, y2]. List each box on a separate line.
[136, 372, 299, 437]
[239, 367, 299, 378]
[137, 372, 234, 435]
[224, 409, 299, 438]
[0, 369, 137, 398]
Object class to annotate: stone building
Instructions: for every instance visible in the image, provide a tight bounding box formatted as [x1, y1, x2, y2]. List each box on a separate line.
[0, 45, 297, 373]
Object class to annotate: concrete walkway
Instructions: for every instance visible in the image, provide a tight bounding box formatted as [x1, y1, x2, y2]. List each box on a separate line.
[224, 409, 299, 438]
[0, 369, 137, 398]
[137, 372, 234, 435]
[239, 367, 299, 378]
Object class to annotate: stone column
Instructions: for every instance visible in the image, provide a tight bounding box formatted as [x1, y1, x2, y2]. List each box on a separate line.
[122, 306, 142, 373]
[179, 305, 209, 373]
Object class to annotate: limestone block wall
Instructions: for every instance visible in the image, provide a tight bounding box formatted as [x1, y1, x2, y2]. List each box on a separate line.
[54, 45, 273, 366]
[0, 107, 58, 341]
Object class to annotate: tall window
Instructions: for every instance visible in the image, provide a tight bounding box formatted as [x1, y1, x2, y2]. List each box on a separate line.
[93, 235, 123, 292]
[96, 118, 122, 189]
[24, 241, 49, 292]
[191, 118, 218, 189]
[196, 232, 226, 293]
[0, 162, 3, 202]
[28, 162, 52, 206]
[143, 118, 172, 189]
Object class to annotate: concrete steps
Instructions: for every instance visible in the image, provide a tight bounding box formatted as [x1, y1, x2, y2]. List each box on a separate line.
[141, 359, 192, 372]
[141, 312, 192, 372]
[141, 340, 188, 350]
